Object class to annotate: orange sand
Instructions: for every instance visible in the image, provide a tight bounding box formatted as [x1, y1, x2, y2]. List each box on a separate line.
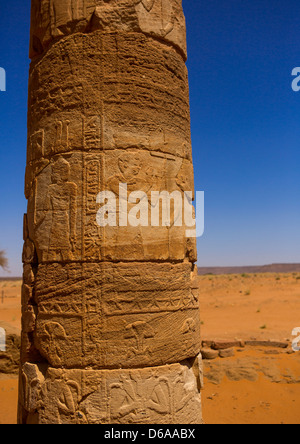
[0, 376, 18, 425]
[0, 280, 21, 334]
[198, 273, 300, 341]
[0, 274, 300, 424]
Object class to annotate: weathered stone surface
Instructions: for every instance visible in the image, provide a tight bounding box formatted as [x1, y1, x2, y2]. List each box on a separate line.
[32, 262, 201, 369]
[20, 361, 202, 424]
[25, 29, 197, 265]
[30, 0, 187, 60]
[20, 0, 202, 424]
[219, 348, 235, 359]
[27, 32, 191, 162]
[0, 334, 21, 375]
[211, 341, 241, 351]
[26, 150, 196, 263]
[245, 341, 289, 349]
[201, 348, 219, 360]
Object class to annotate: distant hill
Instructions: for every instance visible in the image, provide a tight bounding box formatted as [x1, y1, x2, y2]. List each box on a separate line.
[197, 263, 300, 275]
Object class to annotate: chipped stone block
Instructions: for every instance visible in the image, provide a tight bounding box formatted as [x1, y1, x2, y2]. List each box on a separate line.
[20, 363, 202, 425]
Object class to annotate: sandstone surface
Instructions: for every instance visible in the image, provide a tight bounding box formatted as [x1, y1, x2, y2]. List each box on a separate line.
[19, 0, 202, 424]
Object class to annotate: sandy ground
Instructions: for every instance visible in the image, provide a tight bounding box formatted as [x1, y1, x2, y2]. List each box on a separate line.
[0, 274, 299, 424]
[0, 375, 18, 425]
[0, 281, 21, 425]
[0, 280, 21, 334]
[198, 272, 300, 424]
[202, 348, 300, 424]
[198, 272, 300, 341]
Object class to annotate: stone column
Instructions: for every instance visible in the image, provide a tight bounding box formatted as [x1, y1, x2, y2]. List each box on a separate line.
[19, 0, 203, 424]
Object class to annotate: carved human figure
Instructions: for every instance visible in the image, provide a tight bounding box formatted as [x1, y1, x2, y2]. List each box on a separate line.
[38, 321, 67, 366]
[147, 378, 170, 415]
[129, 0, 175, 36]
[106, 151, 151, 258]
[45, 158, 77, 261]
[40, 370, 87, 424]
[109, 375, 155, 423]
[135, 0, 176, 37]
[125, 321, 155, 359]
[107, 151, 146, 195]
[109, 373, 170, 423]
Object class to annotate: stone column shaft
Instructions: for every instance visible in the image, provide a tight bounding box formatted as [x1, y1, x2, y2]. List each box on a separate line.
[19, 0, 203, 424]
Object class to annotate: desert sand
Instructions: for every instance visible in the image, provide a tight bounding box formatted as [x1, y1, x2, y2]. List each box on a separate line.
[0, 273, 299, 424]
[198, 272, 300, 424]
[0, 280, 21, 425]
[198, 272, 300, 341]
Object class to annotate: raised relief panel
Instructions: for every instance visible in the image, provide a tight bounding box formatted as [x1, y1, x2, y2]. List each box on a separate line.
[23, 0, 201, 425]
[135, 0, 187, 59]
[34, 262, 201, 369]
[30, 0, 96, 58]
[30, 1, 186, 60]
[28, 130, 44, 162]
[26, 153, 82, 263]
[27, 148, 194, 263]
[84, 116, 102, 150]
[35, 367, 90, 424]
[20, 363, 45, 414]
[28, 31, 190, 157]
[31, 157, 78, 262]
[25, 364, 202, 424]
[52, 120, 70, 152]
[28, 114, 85, 162]
[83, 156, 103, 260]
[101, 149, 194, 262]
[35, 316, 84, 367]
[125, 321, 155, 361]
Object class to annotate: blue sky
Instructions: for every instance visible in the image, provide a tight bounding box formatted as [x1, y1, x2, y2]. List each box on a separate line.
[0, 0, 299, 276]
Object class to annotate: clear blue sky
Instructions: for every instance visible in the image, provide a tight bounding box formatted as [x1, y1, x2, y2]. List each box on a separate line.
[0, 0, 299, 276]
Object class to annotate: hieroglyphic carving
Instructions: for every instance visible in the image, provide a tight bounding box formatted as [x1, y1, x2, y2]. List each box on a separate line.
[136, 0, 175, 37]
[27, 115, 102, 162]
[28, 130, 44, 162]
[83, 157, 103, 260]
[40, 322, 67, 365]
[26, 149, 195, 263]
[28, 31, 190, 158]
[21, 363, 45, 414]
[135, 0, 187, 57]
[102, 288, 198, 316]
[52, 120, 70, 153]
[105, 364, 202, 424]
[22, 0, 202, 424]
[83, 116, 101, 150]
[24, 364, 202, 424]
[35, 305, 200, 369]
[39, 368, 88, 424]
[125, 321, 155, 360]
[39, 301, 84, 317]
[30, 0, 187, 59]
[32, 261, 200, 369]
